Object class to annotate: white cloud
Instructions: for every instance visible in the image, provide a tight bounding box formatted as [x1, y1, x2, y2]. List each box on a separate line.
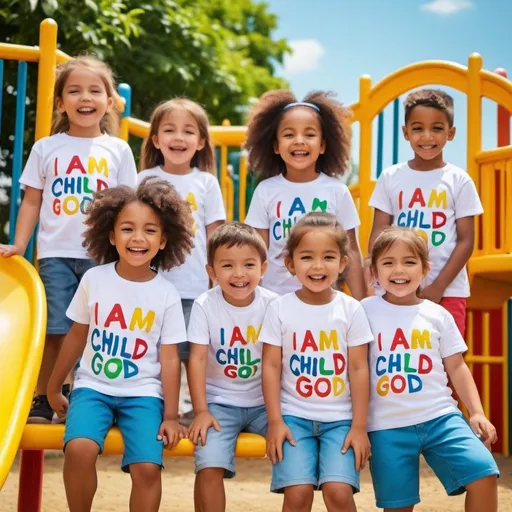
[283, 39, 325, 76]
[421, 0, 473, 15]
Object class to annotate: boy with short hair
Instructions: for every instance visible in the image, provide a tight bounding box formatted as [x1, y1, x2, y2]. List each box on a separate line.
[187, 222, 277, 511]
[368, 89, 483, 335]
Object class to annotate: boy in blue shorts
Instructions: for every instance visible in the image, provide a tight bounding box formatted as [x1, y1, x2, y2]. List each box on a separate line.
[187, 223, 277, 511]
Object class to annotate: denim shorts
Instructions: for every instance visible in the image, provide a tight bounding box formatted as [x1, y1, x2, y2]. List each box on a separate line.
[64, 387, 164, 472]
[194, 403, 267, 478]
[178, 298, 194, 360]
[368, 413, 500, 509]
[271, 415, 359, 493]
[38, 257, 95, 335]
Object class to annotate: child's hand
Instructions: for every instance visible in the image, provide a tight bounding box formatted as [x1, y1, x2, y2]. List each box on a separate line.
[157, 419, 187, 449]
[47, 391, 69, 418]
[470, 413, 498, 450]
[266, 419, 296, 464]
[188, 411, 220, 446]
[341, 426, 371, 470]
[0, 244, 23, 257]
[421, 284, 443, 304]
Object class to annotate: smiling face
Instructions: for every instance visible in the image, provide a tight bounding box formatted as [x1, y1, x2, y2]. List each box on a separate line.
[207, 243, 268, 307]
[286, 228, 347, 304]
[56, 68, 113, 138]
[374, 240, 427, 305]
[152, 109, 205, 174]
[402, 105, 455, 170]
[274, 107, 326, 180]
[109, 201, 166, 278]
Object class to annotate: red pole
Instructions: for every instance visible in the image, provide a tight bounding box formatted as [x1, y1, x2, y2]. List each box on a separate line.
[495, 68, 510, 147]
[18, 450, 44, 512]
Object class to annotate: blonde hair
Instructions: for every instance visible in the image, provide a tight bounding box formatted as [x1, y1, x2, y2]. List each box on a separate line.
[51, 55, 119, 135]
[140, 98, 214, 172]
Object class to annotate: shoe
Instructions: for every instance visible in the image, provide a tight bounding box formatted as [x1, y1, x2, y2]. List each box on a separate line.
[28, 395, 53, 424]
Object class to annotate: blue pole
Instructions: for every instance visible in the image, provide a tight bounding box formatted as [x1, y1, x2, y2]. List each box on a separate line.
[118, 83, 131, 118]
[9, 62, 28, 247]
[376, 111, 384, 178]
[392, 98, 400, 164]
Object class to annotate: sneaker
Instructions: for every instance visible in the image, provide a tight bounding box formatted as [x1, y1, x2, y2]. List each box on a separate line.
[28, 395, 53, 424]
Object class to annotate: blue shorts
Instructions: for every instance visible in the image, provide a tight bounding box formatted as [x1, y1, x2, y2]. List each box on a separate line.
[368, 413, 500, 509]
[271, 415, 359, 493]
[64, 387, 164, 472]
[194, 403, 267, 478]
[39, 257, 95, 335]
[178, 298, 194, 360]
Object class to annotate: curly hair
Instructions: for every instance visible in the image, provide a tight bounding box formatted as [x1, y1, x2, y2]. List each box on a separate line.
[52, 55, 119, 135]
[140, 98, 214, 172]
[83, 177, 195, 270]
[404, 89, 454, 127]
[245, 90, 352, 179]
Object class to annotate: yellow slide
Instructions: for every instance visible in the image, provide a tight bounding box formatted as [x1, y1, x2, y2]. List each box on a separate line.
[0, 256, 46, 488]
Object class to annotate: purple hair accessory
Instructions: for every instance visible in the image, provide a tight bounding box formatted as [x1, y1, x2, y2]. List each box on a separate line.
[283, 102, 320, 113]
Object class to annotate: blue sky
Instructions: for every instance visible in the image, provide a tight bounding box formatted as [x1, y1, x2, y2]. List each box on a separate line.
[267, 0, 512, 172]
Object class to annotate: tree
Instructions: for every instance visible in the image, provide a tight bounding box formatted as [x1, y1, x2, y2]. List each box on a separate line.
[0, 0, 289, 242]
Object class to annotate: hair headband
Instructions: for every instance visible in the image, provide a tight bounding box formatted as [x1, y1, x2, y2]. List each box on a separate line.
[282, 102, 320, 113]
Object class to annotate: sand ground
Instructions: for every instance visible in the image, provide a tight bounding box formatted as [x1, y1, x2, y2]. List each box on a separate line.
[2, 452, 511, 511]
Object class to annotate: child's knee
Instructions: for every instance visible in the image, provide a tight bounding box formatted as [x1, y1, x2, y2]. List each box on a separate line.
[64, 438, 99, 464]
[197, 467, 225, 482]
[322, 482, 353, 509]
[283, 485, 314, 511]
[130, 462, 161, 487]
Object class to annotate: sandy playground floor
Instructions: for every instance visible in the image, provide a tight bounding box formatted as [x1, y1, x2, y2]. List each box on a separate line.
[2, 452, 512, 511]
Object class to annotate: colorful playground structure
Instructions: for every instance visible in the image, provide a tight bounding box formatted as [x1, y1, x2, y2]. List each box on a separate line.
[1, 18, 512, 511]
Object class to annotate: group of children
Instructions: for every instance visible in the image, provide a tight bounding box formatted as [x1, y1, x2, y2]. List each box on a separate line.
[0, 54, 500, 512]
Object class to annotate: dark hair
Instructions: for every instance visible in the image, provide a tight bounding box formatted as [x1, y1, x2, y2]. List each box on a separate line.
[245, 90, 352, 179]
[370, 227, 430, 276]
[140, 98, 214, 172]
[207, 222, 267, 266]
[83, 177, 195, 270]
[404, 89, 454, 127]
[52, 55, 119, 135]
[285, 212, 349, 259]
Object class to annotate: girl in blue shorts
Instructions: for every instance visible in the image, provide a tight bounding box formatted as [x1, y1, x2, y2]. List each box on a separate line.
[362, 227, 499, 512]
[47, 177, 194, 511]
[261, 212, 373, 512]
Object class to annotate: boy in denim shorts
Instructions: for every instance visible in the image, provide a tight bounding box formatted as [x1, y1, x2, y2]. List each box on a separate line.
[187, 223, 277, 511]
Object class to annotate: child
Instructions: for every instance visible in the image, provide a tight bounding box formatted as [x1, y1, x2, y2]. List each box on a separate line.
[261, 212, 373, 512]
[368, 89, 483, 335]
[362, 227, 499, 512]
[187, 223, 276, 512]
[138, 98, 226, 419]
[244, 90, 366, 299]
[0, 55, 137, 423]
[47, 177, 194, 512]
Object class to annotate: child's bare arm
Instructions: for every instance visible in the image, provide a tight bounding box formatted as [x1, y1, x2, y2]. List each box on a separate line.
[444, 353, 497, 448]
[263, 343, 295, 463]
[367, 209, 393, 254]
[0, 187, 42, 257]
[47, 322, 88, 416]
[423, 216, 474, 303]
[206, 220, 225, 239]
[255, 228, 269, 249]
[345, 229, 367, 300]
[345, 344, 371, 470]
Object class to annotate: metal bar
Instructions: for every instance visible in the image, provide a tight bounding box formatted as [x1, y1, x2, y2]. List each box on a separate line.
[376, 111, 384, 178]
[392, 98, 399, 164]
[17, 451, 44, 512]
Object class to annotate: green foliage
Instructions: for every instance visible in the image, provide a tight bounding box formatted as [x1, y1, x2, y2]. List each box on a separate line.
[0, 0, 289, 242]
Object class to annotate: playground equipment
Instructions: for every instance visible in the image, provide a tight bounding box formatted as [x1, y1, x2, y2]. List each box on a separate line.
[1, 17, 511, 511]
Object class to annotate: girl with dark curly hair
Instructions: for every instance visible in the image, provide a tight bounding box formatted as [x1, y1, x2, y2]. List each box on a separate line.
[244, 90, 366, 300]
[47, 177, 194, 511]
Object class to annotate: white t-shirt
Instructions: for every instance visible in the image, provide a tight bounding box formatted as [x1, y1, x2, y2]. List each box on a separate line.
[20, 133, 137, 259]
[138, 167, 226, 299]
[361, 296, 467, 432]
[369, 162, 483, 297]
[245, 173, 360, 294]
[67, 262, 187, 398]
[187, 285, 277, 407]
[259, 291, 373, 422]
